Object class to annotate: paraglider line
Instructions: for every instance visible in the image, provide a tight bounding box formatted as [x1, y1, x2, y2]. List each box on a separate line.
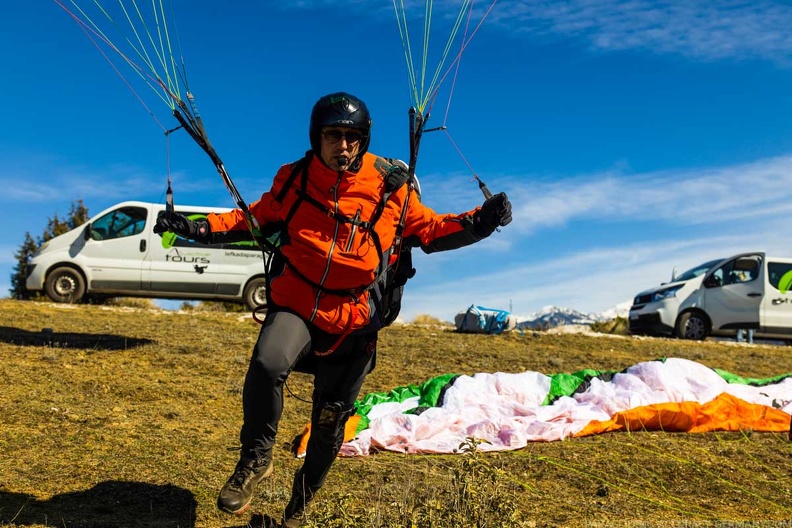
[442, 0, 477, 125]
[54, 0, 181, 111]
[425, 0, 498, 117]
[442, 128, 492, 198]
[55, 0, 178, 110]
[60, 8, 167, 131]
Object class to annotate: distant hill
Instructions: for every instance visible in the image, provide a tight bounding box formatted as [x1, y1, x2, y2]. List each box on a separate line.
[515, 301, 631, 330]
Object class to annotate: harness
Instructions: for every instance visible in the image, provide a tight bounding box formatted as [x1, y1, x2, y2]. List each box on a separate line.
[264, 153, 415, 352]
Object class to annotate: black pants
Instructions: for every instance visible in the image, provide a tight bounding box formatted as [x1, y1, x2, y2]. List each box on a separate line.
[240, 310, 376, 493]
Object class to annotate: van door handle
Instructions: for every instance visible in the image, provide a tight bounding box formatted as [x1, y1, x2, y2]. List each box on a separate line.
[140, 239, 146, 252]
[746, 292, 762, 297]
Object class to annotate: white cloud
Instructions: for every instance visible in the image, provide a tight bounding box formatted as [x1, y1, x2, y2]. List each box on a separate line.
[491, 154, 792, 235]
[280, 1, 792, 65]
[0, 153, 206, 205]
[0, 164, 142, 203]
[491, 0, 792, 64]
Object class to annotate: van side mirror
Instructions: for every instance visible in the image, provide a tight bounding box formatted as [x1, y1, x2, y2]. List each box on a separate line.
[703, 275, 722, 288]
[83, 224, 92, 241]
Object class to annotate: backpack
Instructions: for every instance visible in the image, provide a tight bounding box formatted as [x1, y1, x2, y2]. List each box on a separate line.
[455, 305, 516, 334]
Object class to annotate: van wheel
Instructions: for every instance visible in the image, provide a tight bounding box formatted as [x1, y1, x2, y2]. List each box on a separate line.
[244, 277, 267, 311]
[45, 267, 86, 304]
[676, 311, 709, 340]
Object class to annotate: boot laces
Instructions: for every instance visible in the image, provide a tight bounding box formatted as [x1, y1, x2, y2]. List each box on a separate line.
[227, 459, 259, 490]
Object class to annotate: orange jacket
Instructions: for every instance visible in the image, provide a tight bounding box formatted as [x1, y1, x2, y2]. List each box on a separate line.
[206, 152, 487, 334]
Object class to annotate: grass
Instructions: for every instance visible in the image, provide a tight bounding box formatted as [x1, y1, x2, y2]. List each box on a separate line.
[0, 299, 791, 527]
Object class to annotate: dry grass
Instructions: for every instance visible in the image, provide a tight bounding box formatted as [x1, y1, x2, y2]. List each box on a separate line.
[408, 314, 448, 326]
[0, 299, 790, 527]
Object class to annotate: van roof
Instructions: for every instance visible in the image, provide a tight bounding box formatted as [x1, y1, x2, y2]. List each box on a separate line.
[94, 200, 234, 216]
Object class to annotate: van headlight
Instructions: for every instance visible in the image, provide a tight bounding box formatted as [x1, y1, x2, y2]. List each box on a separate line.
[651, 285, 683, 303]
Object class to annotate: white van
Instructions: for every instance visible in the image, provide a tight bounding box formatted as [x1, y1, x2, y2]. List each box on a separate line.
[25, 201, 270, 310]
[628, 257, 722, 337]
[629, 252, 792, 341]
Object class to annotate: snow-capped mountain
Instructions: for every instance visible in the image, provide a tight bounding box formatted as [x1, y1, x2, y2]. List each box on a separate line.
[515, 301, 631, 330]
[592, 300, 632, 321]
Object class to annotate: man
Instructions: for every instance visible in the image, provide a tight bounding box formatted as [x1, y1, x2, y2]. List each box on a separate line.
[154, 92, 512, 526]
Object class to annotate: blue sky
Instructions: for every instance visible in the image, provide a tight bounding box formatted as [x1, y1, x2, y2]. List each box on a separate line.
[4, 1, 792, 322]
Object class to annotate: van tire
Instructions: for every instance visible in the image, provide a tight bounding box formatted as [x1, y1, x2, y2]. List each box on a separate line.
[244, 277, 267, 312]
[675, 311, 709, 340]
[45, 266, 86, 304]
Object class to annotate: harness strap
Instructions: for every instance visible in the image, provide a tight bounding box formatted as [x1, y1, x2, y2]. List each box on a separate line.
[280, 157, 310, 229]
[283, 257, 366, 297]
[365, 158, 414, 291]
[275, 154, 310, 203]
[296, 189, 372, 229]
[386, 182, 413, 280]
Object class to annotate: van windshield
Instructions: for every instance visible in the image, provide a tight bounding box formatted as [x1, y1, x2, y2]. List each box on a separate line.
[675, 259, 722, 282]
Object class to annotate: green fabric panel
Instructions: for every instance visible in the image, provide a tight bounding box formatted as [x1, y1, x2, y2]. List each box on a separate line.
[541, 358, 672, 405]
[355, 385, 420, 417]
[543, 369, 611, 405]
[352, 373, 458, 435]
[354, 373, 458, 417]
[417, 373, 458, 407]
[354, 415, 370, 436]
[714, 368, 792, 386]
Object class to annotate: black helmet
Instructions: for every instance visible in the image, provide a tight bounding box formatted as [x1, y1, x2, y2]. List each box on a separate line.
[309, 92, 372, 156]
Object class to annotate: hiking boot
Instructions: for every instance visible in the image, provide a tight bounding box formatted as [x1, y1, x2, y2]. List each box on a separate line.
[217, 454, 273, 514]
[280, 493, 312, 528]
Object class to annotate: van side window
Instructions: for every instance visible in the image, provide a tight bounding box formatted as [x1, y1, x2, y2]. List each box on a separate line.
[727, 256, 760, 285]
[91, 206, 147, 241]
[768, 262, 792, 292]
[706, 255, 761, 288]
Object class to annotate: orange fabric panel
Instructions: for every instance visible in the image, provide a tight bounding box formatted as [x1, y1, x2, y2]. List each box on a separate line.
[295, 414, 362, 458]
[574, 393, 792, 437]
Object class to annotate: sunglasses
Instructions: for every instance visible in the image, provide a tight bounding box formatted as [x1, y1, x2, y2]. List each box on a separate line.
[322, 129, 363, 145]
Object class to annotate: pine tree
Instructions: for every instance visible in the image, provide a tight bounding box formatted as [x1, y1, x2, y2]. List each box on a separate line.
[9, 200, 90, 299]
[67, 199, 90, 231]
[41, 213, 71, 243]
[38, 200, 88, 244]
[9, 232, 38, 300]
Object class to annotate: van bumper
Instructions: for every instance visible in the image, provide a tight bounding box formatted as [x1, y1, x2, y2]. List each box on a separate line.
[25, 264, 44, 292]
[629, 311, 674, 336]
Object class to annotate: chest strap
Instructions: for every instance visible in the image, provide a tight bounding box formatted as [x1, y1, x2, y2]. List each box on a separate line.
[295, 188, 373, 230]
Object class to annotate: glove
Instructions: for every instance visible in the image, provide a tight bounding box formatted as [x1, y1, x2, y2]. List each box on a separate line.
[153, 212, 210, 242]
[473, 192, 512, 236]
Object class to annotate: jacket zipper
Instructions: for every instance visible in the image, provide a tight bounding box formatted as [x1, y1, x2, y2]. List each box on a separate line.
[310, 173, 344, 321]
